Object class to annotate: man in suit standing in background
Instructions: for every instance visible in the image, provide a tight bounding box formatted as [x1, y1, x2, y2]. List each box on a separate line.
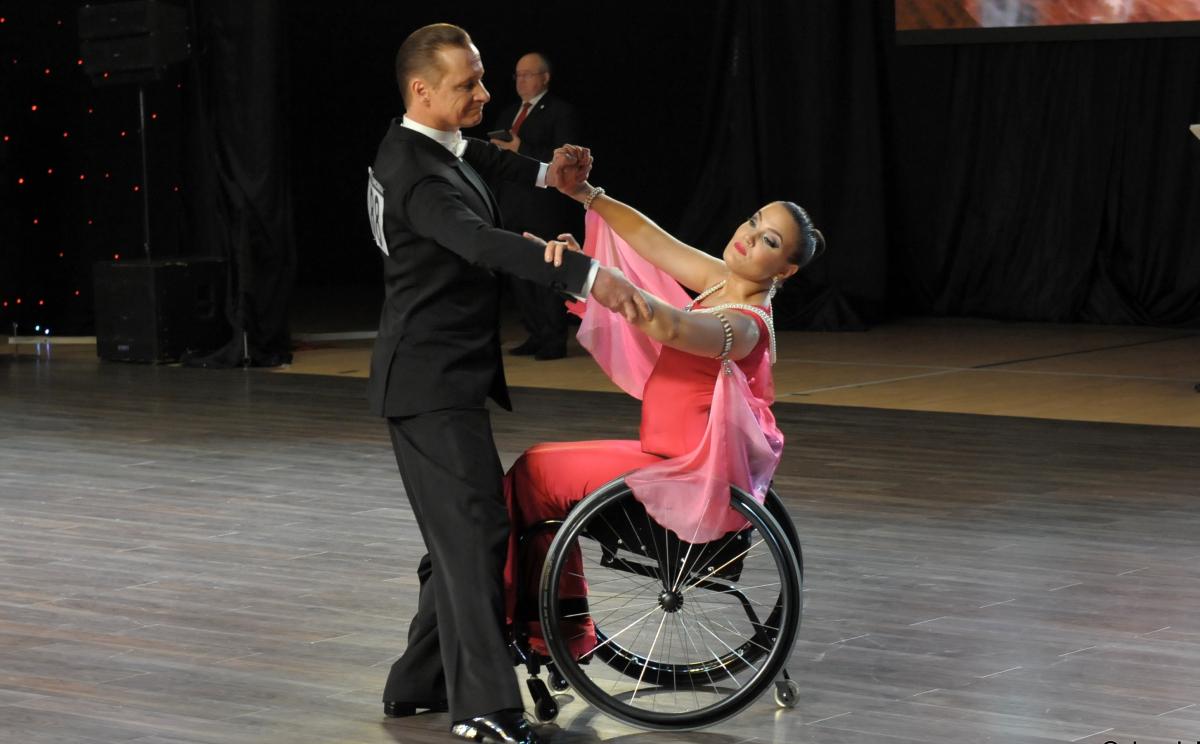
[367, 23, 647, 744]
[490, 52, 581, 360]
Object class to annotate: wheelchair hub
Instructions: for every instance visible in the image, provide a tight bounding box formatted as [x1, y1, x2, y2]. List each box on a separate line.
[657, 589, 684, 613]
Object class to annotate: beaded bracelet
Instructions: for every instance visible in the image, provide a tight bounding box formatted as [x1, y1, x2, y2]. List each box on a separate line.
[711, 310, 734, 359]
[582, 186, 605, 210]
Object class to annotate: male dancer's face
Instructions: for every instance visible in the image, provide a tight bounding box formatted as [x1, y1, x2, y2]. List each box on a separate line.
[424, 43, 490, 131]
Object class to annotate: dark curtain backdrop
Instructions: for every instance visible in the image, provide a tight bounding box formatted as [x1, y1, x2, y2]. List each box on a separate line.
[280, 0, 1200, 330]
[183, 0, 295, 364]
[676, 2, 891, 329]
[888, 20, 1200, 325]
[0, 1, 194, 336]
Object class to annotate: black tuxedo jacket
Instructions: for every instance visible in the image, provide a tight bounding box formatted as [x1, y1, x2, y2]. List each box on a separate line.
[491, 93, 582, 239]
[367, 120, 592, 417]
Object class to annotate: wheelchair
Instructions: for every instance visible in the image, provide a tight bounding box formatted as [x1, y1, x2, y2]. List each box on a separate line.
[511, 476, 804, 731]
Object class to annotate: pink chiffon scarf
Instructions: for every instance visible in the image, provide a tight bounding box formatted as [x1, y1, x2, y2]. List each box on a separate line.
[570, 210, 785, 543]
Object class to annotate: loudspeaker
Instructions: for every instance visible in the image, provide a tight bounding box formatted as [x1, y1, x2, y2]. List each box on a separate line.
[78, 1, 190, 86]
[93, 259, 229, 363]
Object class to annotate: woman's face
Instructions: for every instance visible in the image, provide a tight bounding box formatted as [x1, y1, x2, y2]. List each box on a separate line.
[722, 202, 802, 284]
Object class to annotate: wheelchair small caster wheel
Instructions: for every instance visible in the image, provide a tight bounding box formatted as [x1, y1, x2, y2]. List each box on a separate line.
[534, 695, 559, 723]
[526, 677, 558, 722]
[774, 679, 799, 708]
[547, 664, 570, 692]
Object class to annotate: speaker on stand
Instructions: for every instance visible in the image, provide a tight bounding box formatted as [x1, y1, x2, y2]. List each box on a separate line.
[78, 1, 227, 362]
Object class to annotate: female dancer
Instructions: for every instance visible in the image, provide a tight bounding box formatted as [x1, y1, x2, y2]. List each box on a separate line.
[506, 180, 824, 657]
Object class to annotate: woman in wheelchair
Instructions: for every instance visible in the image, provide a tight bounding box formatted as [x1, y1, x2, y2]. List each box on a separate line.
[504, 180, 824, 669]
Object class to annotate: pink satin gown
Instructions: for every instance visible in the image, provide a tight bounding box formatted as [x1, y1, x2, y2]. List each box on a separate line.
[503, 309, 772, 658]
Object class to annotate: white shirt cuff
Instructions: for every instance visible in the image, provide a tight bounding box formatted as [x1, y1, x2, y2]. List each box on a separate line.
[536, 163, 549, 188]
[571, 260, 599, 301]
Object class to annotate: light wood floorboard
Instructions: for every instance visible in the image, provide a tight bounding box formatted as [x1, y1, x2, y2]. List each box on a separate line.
[273, 318, 1200, 427]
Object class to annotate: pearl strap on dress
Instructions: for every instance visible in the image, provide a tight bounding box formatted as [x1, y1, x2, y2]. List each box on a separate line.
[683, 280, 777, 365]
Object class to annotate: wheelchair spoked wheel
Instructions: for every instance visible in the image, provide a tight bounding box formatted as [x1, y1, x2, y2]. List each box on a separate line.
[538, 480, 803, 730]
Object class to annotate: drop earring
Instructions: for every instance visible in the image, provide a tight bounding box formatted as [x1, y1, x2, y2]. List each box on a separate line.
[767, 277, 780, 303]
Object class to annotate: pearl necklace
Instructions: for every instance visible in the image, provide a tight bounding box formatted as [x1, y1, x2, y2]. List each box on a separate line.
[683, 280, 777, 365]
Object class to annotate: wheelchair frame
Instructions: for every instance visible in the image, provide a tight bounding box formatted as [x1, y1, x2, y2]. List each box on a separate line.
[513, 476, 803, 731]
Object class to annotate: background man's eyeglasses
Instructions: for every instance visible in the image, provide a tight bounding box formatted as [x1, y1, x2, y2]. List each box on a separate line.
[513, 72, 546, 80]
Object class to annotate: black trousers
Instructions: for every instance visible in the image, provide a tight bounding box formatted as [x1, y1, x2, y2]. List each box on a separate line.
[510, 276, 567, 349]
[382, 407, 522, 721]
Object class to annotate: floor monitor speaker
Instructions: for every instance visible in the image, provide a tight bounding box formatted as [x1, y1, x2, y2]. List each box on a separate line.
[93, 258, 229, 363]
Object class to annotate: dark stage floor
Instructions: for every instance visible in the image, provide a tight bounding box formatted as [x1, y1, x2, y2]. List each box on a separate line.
[2, 353, 1200, 743]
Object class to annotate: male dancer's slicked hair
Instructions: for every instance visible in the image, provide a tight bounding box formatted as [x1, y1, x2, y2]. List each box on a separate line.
[394, 23, 472, 106]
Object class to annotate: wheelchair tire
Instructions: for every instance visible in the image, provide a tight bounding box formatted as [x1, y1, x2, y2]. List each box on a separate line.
[538, 479, 802, 730]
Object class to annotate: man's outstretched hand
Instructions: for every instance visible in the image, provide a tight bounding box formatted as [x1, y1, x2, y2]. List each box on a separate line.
[546, 144, 592, 192]
[590, 266, 652, 324]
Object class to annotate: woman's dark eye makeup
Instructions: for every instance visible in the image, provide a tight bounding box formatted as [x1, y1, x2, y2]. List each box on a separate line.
[749, 213, 780, 249]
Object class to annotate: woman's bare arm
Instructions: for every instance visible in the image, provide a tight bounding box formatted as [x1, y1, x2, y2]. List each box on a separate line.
[531, 231, 761, 359]
[632, 292, 761, 361]
[568, 186, 727, 294]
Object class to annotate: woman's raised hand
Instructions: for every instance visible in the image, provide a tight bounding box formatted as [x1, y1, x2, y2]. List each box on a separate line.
[548, 144, 592, 197]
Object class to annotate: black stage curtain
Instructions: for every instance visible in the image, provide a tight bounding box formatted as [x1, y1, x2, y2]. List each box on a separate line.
[278, 0, 1199, 331]
[888, 16, 1200, 325]
[676, 0, 1200, 327]
[183, 0, 295, 366]
[677, 2, 891, 330]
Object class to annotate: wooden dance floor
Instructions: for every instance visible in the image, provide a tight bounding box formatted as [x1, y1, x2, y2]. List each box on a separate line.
[2, 320, 1199, 743]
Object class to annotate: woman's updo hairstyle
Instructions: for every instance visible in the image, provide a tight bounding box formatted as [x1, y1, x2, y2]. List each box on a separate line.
[780, 201, 825, 269]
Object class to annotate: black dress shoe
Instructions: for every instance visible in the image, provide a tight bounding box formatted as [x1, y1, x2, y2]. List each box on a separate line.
[509, 337, 541, 356]
[451, 709, 543, 743]
[533, 343, 566, 361]
[383, 699, 448, 717]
